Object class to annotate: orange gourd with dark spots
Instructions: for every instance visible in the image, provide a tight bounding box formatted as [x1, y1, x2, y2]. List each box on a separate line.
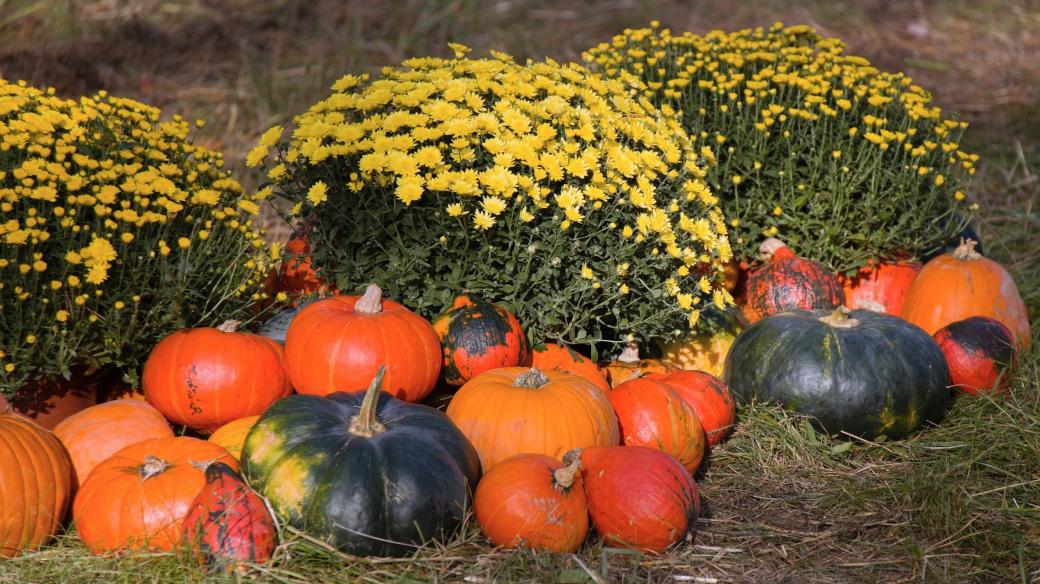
[531, 343, 609, 392]
[433, 295, 530, 386]
[649, 370, 737, 446]
[839, 260, 921, 315]
[934, 316, 1018, 395]
[608, 378, 705, 472]
[744, 238, 844, 323]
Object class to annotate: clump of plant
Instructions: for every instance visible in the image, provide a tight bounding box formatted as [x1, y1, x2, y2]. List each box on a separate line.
[252, 47, 734, 353]
[585, 22, 978, 272]
[0, 81, 276, 396]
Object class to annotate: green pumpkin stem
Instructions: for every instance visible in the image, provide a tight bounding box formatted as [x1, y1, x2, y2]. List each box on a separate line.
[140, 455, 170, 481]
[819, 306, 861, 329]
[952, 238, 982, 261]
[514, 368, 550, 389]
[348, 366, 388, 437]
[355, 284, 383, 314]
[553, 456, 582, 490]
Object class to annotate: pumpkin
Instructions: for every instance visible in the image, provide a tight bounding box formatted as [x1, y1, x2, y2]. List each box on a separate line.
[602, 345, 679, 388]
[655, 308, 742, 377]
[743, 238, 844, 323]
[608, 378, 705, 472]
[447, 367, 619, 470]
[934, 317, 1018, 395]
[276, 232, 330, 296]
[285, 284, 442, 402]
[474, 453, 588, 553]
[838, 260, 921, 315]
[648, 370, 736, 446]
[208, 415, 261, 461]
[724, 308, 950, 440]
[142, 320, 291, 433]
[183, 462, 277, 572]
[530, 343, 610, 392]
[73, 436, 238, 554]
[569, 446, 698, 553]
[901, 240, 1031, 347]
[241, 367, 480, 557]
[53, 399, 173, 487]
[433, 295, 531, 386]
[0, 413, 74, 558]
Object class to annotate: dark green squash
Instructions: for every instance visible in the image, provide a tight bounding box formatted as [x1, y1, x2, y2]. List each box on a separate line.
[240, 367, 481, 557]
[432, 295, 531, 386]
[723, 308, 950, 440]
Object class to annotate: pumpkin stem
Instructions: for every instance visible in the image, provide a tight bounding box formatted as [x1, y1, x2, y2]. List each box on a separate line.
[819, 306, 861, 329]
[952, 238, 982, 261]
[140, 455, 170, 481]
[348, 366, 388, 437]
[553, 456, 582, 490]
[617, 343, 640, 363]
[562, 448, 582, 467]
[354, 284, 384, 314]
[216, 320, 241, 333]
[758, 237, 792, 262]
[513, 368, 550, 388]
[856, 299, 886, 313]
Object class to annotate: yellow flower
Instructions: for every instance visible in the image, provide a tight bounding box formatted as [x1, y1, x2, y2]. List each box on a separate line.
[114, 301, 126, 310]
[33, 260, 47, 272]
[4, 364, 14, 373]
[178, 237, 191, 249]
[473, 210, 495, 230]
[731, 175, 742, 186]
[55, 310, 69, 322]
[619, 284, 630, 294]
[396, 176, 425, 205]
[832, 150, 842, 159]
[580, 264, 595, 279]
[446, 203, 466, 217]
[954, 191, 965, 201]
[26, 335, 37, 344]
[307, 181, 329, 206]
[86, 264, 109, 284]
[772, 206, 782, 216]
[482, 196, 507, 216]
[519, 207, 535, 222]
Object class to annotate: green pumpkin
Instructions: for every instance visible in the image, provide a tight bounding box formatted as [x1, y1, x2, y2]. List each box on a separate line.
[723, 308, 950, 440]
[240, 367, 481, 556]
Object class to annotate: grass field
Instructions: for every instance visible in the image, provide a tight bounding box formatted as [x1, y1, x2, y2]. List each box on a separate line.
[1, 1, 1038, 582]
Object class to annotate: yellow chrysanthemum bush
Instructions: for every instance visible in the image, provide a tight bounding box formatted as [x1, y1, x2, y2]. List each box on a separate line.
[255, 48, 734, 352]
[0, 80, 275, 396]
[585, 22, 978, 272]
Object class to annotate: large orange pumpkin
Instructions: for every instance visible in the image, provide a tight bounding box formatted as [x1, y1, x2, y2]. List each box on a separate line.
[142, 321, 291, 433]
[285, 284, 442, 402]
[207, 415, 260, 461]
[602, 345, 679, 388]
[839, 260, 921, 315]
[901, 240, 1031, 347]
[608, 378, 705, 473]
[446, 367, 619, 470]
[744, 238, 844, 323]
[648, 370, 737, 446]
[531, 343, 610, 392]
[0, 413, 74, 558]
[73, 436, 238, 554]
[474, 453, 588, 553]
[53, 399, 173, 487]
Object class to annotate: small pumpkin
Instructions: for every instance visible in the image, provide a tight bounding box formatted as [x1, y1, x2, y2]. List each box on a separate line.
[570, 446, 698, 553]
[0, 413, 74, 558]
[447, 367, 619, 470]
[902, 240, 1031, 347]
[530, 343, 610, 392]
[54, 399, 173, 487]
[648, 370, 736, 446]
[724, 308, 950, 440]
[608, 378, 705, 473]
[839, 260, 921, 315]
[433, 295, 531, 386]
[241, 367, 480, 557]
[183, 462, 277, 573]
[743, 238, 844, 323]
[655, 309, 742, 377]
[474, 453, 588, 553]
[285, 284, 442, 402]
[934, 317, 1018, 395]
[208, 415, 261, 461]
[73, 436, 238, 554]
[142, 320, 292, 433]
[602, 344, 679, 388]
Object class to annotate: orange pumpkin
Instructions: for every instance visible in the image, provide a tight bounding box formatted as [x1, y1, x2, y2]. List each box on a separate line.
[208, 415, 260, 460]
[839, 260, 921, 315]
[277, 232, 331, 297]
[744, 238, 844, 323]
[474, 453, 588, 553]
[0, 413, 74, 558]
[433, 295, 530, 386]
[531, 343, 610, 392]
[285, 284, 442, 402]
[446, 367, 619, 470]
[608, 378, 705, 472]
[649, 370, 736, 446]
[73, 436, 238, 554]
[901, 240, 1031, 347]
[54, 399, 173, 487]
[602, 345, 679, 388]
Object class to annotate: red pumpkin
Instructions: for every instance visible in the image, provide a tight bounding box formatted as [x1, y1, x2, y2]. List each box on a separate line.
[433, 295, 530, 386]
[142, 321, 291, 434]
[608, 378, 705, 472]
[183, 462, 277, 572]
[285, 284, 442, 402]
[531, 343, 610, 392]
[839, 260, 921, 315]
[649, 370, 736, 446]
[744, 238, 844, 323]
[571, 446, 698, 553]
[934, 317, 1018, 395]
[474, 453, 588, 553]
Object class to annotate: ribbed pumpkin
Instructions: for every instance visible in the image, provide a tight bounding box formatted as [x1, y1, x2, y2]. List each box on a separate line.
[602, 345, 679, 388]
[474, 453, 588, 553]
[839, 260, 921, 315]
[447, 367, 619, 470]
[208, 415, 261, 461]
[142, 321, 291, 433]
[934, 317, 1018, 395]
[433, 295, 530, 386]
[531, 343, 610, 392]
[648, 370, 736, 446]
[902, 240, 1031, 347]
[183, 462, 277, 572]
[53, 399, 173, 487]
[608, 378, 705, 472]
[73, 437, 238, 554]
[570, 446, 698, 553]
[724, 308, 951, 440]
[285, 284, 442, 402]
[241, 367, 480, 557]
[0, 413, 74, 558]
[744, 238, 844, 323]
